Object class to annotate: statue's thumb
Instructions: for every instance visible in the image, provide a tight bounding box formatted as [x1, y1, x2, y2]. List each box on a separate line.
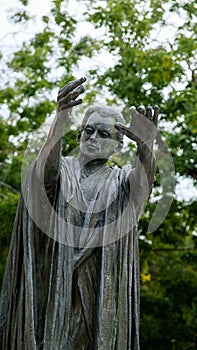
[115, 123, 139, 142]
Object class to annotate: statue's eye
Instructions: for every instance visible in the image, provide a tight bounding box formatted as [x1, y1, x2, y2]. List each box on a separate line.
[100, 130, 111, 138]
[85, 127, 94, 134]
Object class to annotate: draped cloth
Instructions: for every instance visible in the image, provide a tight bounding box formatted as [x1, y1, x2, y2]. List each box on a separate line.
[0, 156, 141, 350]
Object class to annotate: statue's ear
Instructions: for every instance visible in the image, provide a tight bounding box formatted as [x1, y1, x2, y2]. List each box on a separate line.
[114, 140, 123, 153]
[77, 130, 82, 144]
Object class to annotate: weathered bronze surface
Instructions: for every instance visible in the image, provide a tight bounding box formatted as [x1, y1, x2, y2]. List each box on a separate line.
[0, 77, 158, 349]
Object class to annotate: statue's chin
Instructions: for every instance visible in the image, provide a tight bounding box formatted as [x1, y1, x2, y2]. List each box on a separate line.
[78, 151, 109, 165]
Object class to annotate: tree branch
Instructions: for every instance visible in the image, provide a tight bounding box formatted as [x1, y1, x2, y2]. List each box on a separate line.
[151, 247, 196, 252]
[0, 182, 20, 194]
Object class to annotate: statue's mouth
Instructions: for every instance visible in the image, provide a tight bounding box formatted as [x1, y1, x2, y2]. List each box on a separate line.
[86, 143, 99, 151]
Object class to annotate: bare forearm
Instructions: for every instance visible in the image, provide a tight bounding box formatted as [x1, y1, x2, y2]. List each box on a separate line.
[36, 111, 69, 183]
[35, 77, 86, 187]
[129, 141, 156, 213]
[32, 77, 86, 205]
[115, 104, 158, 203]
[136, 141, 156, 194]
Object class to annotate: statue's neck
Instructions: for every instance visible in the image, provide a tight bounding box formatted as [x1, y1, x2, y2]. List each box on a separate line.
[77, 155, 108, 178]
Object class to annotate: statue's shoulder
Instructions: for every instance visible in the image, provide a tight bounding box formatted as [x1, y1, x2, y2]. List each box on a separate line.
[110, 163, 133, 175]
[122, 164, 134, 174]
[61, 156, 76, 167]
[62, 155, 74, 161]
[109, 164, 134, 188]
[61, 156, 80, 178]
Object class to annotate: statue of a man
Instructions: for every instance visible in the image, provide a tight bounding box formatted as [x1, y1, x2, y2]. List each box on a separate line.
[0, 77, 158, 349]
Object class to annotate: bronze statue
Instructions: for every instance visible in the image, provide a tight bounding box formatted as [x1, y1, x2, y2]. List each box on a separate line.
[0, 77, 159, 349]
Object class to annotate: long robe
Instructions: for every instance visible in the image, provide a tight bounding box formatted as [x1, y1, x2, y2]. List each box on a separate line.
[0, 156, 142, 350]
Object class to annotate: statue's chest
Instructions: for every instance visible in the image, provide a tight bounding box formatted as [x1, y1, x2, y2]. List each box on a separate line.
[79, 177, 101, 202]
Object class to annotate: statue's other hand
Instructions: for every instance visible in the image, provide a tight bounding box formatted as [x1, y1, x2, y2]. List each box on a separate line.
[57, 77, 86, 113]
[115, 105, 159, 145]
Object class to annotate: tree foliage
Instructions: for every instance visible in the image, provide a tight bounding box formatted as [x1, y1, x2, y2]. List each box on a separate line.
[0, 0, 196, 349]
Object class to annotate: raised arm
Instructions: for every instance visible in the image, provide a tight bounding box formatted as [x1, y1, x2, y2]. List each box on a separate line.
[35, 77, 86, 187]
[115, 105, 159, 213]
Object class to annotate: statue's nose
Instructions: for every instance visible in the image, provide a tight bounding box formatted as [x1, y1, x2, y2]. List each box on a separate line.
[89, 131, 98, 140]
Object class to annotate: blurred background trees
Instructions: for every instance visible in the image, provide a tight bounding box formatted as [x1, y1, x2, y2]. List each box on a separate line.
[0, 0, 196, 349]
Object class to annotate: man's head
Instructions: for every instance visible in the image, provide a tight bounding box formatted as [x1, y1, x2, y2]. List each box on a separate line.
[78, 104, 126, 162]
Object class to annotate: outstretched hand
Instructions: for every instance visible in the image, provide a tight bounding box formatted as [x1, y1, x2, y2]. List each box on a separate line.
[115, 105, 159, 145]
[57, 77, 86, 113]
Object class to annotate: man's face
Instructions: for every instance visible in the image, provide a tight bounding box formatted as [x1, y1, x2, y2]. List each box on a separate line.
[79, 112, 120, 162]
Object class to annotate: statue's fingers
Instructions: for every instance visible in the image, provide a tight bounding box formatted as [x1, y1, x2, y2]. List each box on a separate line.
[137, 105, 146, 115]
[58, 77, 86, 100]
[58, 98, 82, 111]
[145, 105, 153, 120]
[59, 77, 86, 93]
[59, 85, 85, 105]
[114, 122, 127, 132]
[129, 106, 139, 124]
[115, 123, 139, 142]
[153, 105, 159, 126]
[129, 106, 137, 115]
[69, 84, 85, 100]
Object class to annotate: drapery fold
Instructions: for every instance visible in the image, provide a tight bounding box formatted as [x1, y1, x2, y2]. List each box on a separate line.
[0, 157, 140, 349]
